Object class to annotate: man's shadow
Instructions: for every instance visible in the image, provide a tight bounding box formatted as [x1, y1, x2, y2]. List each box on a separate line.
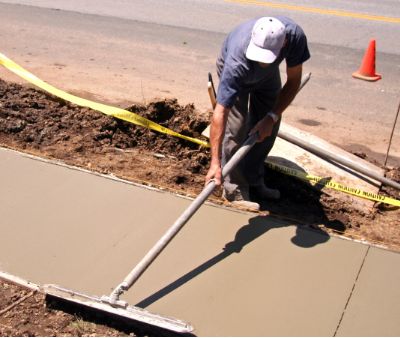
[135, 214, 329, 309]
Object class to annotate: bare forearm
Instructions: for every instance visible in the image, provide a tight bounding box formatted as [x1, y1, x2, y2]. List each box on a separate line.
[273, 78, 301, 116]
[273, 64, 302, 116]
[205, 103, 230, 185]
[210, 103, 230, 166]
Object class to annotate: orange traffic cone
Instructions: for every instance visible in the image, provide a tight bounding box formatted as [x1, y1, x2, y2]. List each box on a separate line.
[352, 39, 381, 81]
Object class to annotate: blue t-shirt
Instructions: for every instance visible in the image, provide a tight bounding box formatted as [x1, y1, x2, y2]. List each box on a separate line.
[216, 16, 310, 108]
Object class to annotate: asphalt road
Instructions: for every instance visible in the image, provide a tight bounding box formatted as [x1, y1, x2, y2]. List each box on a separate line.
[2, 0, 400, 53]
[0, 0, 399, 165]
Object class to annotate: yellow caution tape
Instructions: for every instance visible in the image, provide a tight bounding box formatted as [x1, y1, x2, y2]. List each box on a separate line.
[266, 161, 400, 207]
[0, 53, 210, 148]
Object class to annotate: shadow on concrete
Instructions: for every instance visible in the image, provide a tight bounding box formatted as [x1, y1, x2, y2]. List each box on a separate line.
[136, 214, 329, 309]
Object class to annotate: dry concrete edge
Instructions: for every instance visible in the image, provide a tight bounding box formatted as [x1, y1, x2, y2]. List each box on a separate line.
[0, 270, 40, 291]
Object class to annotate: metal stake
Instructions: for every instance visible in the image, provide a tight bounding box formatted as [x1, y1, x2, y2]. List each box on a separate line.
[384, 100, 400, 167]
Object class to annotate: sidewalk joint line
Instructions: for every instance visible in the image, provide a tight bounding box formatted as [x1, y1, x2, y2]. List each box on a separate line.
[333, 246, 370, 336]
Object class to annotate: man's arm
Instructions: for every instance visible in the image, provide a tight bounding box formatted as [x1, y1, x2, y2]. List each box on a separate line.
[250, 64, 303, 141]
[205, 103, 230, 186]
[272, 63, 303, 115]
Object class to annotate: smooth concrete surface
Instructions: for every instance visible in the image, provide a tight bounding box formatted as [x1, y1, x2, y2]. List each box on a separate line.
[1, 146, 400, 336]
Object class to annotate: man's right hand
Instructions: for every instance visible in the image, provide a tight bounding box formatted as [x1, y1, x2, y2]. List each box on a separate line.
[205, 162, 222, 186]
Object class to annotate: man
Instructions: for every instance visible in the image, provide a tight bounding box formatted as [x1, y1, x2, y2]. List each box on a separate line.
[205, 16, 310, 210]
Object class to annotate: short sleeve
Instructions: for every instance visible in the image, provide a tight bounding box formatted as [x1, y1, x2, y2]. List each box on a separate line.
[285, 27, 310, 68]
[216, 62, 244, 108]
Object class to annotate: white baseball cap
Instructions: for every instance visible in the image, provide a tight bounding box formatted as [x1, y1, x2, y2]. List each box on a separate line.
[246, 17, 286, 63]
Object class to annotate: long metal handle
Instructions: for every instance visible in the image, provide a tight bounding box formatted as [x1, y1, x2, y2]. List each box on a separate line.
[109, 133, 258, 301]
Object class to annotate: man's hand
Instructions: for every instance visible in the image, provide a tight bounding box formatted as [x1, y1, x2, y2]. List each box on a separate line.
[250, 114, 275, 142]
[205, 162, 222, 186]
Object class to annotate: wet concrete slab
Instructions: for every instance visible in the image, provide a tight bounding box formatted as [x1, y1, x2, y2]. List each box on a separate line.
[1, 146, 399, 336]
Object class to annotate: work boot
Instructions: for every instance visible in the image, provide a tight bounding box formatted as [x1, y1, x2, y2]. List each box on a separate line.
[251, 184, 280, 200]
[222, 188, 260, 211]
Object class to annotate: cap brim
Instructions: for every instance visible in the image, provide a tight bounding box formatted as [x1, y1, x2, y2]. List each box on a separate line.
[245, 41, 279, 63]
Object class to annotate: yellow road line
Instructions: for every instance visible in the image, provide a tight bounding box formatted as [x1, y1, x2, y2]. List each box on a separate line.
[226, 0, 400, 23]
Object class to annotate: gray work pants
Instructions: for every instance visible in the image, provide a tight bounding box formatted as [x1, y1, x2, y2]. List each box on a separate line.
[220, 68, 282, 195]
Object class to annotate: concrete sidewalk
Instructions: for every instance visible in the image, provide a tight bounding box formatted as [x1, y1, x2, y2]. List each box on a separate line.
[1, 146, 399, 336]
